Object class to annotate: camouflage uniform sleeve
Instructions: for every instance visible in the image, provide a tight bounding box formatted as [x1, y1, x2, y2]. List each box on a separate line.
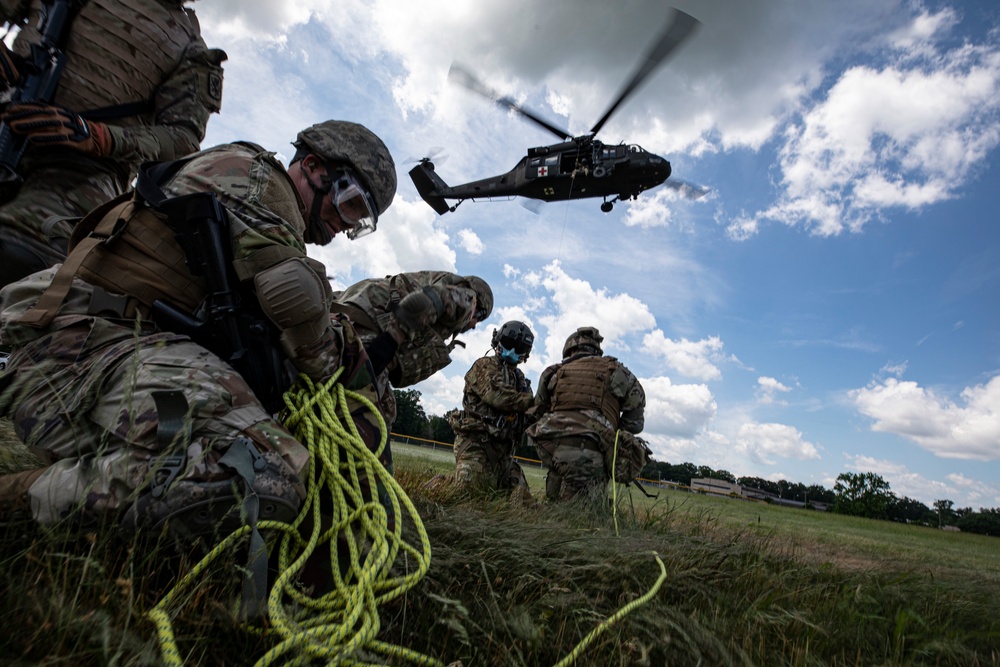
[168, 146, 346, 381]
[426, 282, 476, 335]
[528, 363, 558, 416]
[468, 357, 534, 414]
[612, 362, 646, 434]
[105, 39, 226, 164]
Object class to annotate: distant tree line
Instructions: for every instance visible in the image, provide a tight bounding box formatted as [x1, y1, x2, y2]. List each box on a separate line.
[392, 390, 1000, 538]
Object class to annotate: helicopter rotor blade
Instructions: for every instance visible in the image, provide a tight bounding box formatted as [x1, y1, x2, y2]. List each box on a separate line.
[449, 64, 574, 141]
[589, 9, 701, 137]
[664, 178, 711, 200]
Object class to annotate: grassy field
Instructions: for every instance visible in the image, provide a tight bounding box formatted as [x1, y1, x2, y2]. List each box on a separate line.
[1, 434, 998, 665]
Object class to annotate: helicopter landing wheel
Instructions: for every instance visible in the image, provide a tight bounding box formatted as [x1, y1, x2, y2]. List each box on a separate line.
[600, 201, 614, 213]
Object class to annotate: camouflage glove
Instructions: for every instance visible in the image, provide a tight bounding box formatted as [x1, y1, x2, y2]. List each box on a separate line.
[0, 42, 21, 90]
[2, 103, 113, 156]
[390, 286, 445, 338]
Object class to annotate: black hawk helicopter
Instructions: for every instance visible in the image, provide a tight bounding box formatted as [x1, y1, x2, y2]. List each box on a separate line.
[410, 8, 705, 215]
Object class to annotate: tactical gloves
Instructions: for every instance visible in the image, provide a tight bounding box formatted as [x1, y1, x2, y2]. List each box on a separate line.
[3, 103, 112, 157]
[388, 286, 445, 341]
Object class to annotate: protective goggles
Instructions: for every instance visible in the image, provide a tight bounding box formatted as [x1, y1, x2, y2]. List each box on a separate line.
[328, 168, 378, 240]
[499, 334, 532, 356]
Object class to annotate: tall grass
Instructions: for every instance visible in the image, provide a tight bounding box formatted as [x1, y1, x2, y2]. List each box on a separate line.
[1, 437, 998, 665]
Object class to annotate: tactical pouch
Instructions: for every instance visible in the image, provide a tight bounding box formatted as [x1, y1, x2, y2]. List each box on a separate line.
[607, 431, 652, 484]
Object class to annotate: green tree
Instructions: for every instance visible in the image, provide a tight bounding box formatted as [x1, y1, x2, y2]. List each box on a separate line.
[833, 472, 895, 520]
[889, 496, 931, 524]
[392, 388, 430, 438]
[957, 508, 1000, 537]
[934, 499, 955, 528]
[428, 413, 455, 444]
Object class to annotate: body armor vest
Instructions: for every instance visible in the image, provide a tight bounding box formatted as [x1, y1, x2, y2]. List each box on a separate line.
[15, 0, 200, 128]
[549, 355, 622, 429]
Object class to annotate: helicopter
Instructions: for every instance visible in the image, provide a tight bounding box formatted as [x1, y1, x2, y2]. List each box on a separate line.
[409, 8, 705, 215]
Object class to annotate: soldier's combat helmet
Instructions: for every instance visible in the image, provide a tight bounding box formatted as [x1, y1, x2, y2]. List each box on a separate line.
[464, 275, 493, 322]
[562, 326, 603, 358]
[492, 320, 534, 364]
[294, 120, 397, 216]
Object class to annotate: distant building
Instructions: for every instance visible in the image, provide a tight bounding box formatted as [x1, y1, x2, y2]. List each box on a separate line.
[691, 478, 742, 496]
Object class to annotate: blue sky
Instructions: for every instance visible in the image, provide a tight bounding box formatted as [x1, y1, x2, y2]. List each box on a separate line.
[194, 0, 1000, 508]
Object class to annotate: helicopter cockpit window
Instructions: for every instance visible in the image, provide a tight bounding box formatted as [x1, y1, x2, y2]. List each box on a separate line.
[601, 146, 625, 159]
[629, 145, 642, 153]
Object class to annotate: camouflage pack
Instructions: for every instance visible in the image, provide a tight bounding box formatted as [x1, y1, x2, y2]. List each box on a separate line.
[607, 432, 652, 485]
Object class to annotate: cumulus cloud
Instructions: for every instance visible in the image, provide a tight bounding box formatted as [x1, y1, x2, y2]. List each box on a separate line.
[731, 9, 1000, 238]
[531, 261, 657, 365]
[737, 422, 821, 464]
[457, 229, 485, 254]
[641, 376, 717, 438]
[757, 376, 793, 405]
[840, 454, 998, 507]
[850, 375, 1000, 461]
[642, 332, 727, 381]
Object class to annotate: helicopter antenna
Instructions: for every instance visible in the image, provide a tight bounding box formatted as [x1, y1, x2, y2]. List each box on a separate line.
[589, 9, 700, 137]
[449, 64, 574, 141]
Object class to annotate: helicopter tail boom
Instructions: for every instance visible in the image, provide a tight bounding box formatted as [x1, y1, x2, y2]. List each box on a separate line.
[409, 161, 452, 214]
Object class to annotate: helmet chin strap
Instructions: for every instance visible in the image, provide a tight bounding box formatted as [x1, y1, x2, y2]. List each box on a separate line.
[304, 172, 333, 245]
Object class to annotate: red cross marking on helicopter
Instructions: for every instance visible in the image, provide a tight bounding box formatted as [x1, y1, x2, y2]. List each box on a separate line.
[537, 166, 549, 176]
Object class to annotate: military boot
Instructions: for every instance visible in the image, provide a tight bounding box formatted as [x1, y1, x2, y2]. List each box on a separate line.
[0, 467, 47, 517]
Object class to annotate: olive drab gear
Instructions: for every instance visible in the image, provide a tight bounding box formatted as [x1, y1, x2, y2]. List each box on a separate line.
[0, 0, 225, 287]
[293, 120, 397, 215]
[562, 326, 604, 358]
[609, 432, 653, 485]
[13, 143, 302, 330]
[332, 271, 488, 389]
[548, 355, 623, 429]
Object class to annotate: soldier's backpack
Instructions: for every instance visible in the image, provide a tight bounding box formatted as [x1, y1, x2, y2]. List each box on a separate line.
[608, 431, 653, 485]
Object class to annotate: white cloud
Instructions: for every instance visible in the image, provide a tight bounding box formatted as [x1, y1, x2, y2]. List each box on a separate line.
[532, 261, 657, 366]
[757, 376, 792, 405]
[457, 228, 485, 254]
[730, 12, 1000, 238]
[737, 422, 821, 464]
[851, 375, 1000, 461]
[640, 376, 717, 438]
[642, 332, 726, 381]
[840, 454, 996, 507]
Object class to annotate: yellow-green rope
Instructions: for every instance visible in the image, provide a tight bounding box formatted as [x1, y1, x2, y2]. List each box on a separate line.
[553, 552, 668, 667]
[149, 370, 442, 667]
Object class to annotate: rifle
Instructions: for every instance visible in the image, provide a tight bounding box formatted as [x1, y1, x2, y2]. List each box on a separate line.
[149, 192, 290, 414]
[0, 0, 86, 185]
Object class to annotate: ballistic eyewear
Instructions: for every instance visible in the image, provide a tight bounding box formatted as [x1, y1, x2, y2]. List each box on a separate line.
[329, 168, 378, 240]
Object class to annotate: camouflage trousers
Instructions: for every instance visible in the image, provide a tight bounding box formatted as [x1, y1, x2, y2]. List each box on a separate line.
[542, 436, 608, 502]
[0, 166, 121, 288]
[0, 318, 309, 527]
[452, 432, 528, 493]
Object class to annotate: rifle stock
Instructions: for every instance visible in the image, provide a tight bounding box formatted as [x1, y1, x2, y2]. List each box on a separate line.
[151, 192, 289, 414]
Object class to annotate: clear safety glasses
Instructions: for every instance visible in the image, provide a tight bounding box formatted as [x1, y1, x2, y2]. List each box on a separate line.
[329, 168, 378, 240]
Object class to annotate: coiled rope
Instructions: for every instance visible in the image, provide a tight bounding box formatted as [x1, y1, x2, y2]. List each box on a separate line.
[149, 370, 442, 667]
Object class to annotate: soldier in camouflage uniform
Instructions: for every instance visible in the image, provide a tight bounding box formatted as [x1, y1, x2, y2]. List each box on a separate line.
[0, 0, 226, 287]
[447, 320, 535, 499]
[332, 271, 493, 426]
[526, 327, 646, 502]
[0, 120, 406, 544]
